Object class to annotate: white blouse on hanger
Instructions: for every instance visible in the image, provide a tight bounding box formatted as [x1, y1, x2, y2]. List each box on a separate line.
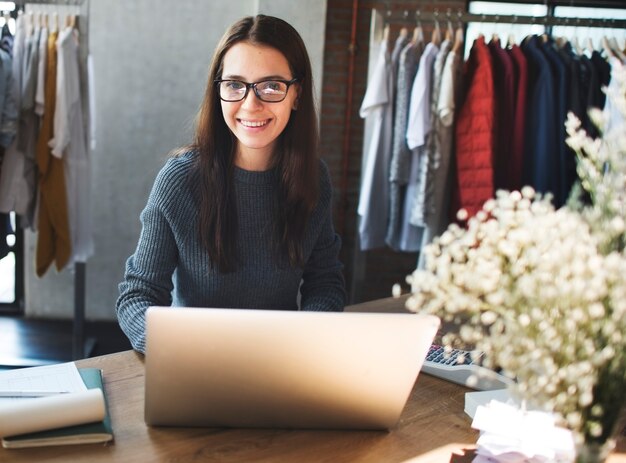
[49, 25, 94, 264]
[357, 37, 394, 251]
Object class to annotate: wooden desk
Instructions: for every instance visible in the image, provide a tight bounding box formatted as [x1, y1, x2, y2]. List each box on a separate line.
[2, 297, 625, 462]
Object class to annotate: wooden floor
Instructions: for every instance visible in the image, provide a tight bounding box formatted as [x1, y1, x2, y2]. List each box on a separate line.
[0, 315, 132, 369]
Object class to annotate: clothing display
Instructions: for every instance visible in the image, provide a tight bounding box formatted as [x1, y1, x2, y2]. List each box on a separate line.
[50, 25, 93, 264]
[400, 40, 439, 251]
[35, 28, 71, 277]
[386, 36, 424, 250]
[454, 36, 495, 220]
[358, 22, 624, 258]
[116, 152, 346, 353]
[0, 10, 91, 276]
[357, 35, 394, 250]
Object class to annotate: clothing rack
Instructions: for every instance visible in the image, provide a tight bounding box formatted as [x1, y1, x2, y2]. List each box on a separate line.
[350, 6, 625, 304]
[18, 0, 92, 361]
[380, 9, 626, 29]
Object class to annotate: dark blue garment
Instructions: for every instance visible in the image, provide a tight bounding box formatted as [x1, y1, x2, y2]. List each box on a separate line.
[556, 43, 582, 204]
[521, 36, 558, 200]
[541, 40, 570, 207]
[580, 55, 599, 138]
[590, 50, 611, 109]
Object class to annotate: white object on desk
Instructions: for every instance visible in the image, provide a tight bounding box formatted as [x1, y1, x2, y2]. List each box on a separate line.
[464, 389, 516, 419]
[0, 362, 87, 405]
[0, 391, 71, 398]
[471, 400, 575, 463]
[0, 388, 105, 438]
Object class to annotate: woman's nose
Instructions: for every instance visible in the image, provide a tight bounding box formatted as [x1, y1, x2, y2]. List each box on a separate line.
[240, 88, 263, 109]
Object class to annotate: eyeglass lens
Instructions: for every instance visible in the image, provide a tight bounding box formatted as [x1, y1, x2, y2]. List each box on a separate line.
[218, 80, 290, 102]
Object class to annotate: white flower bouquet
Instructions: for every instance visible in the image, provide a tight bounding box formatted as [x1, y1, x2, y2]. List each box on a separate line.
[405, 61, 626, 456]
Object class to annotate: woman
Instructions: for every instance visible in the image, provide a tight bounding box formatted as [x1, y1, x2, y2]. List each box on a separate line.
[116, 15, 346, 353]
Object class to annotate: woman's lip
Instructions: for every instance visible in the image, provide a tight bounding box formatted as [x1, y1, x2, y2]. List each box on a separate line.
[238, 118, 271, 128]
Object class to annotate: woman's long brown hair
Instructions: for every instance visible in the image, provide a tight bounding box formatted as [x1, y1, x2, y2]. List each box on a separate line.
[189, 15, 319, 273]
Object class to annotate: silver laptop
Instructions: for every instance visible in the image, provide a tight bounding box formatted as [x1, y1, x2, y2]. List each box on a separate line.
[144, 307, 440, 430]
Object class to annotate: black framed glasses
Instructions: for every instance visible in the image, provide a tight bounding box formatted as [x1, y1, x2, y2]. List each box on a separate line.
[215, 78, 298, 103]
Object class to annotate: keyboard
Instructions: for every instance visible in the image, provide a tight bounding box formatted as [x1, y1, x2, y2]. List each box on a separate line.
[421, 344, 513, 391]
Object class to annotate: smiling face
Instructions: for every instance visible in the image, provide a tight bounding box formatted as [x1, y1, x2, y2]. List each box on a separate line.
[219, 42, 299, 171]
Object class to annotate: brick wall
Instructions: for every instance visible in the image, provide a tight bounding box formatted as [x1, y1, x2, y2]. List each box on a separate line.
[320, 0, 466, 303]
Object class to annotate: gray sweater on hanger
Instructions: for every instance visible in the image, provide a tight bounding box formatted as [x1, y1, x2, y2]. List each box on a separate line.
[116, 151, 346, 353]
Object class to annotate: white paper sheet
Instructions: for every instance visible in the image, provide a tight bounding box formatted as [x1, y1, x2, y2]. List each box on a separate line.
[0, 362, 87, 405]
[0, 363, 105, 438]
[471, 400, 576, 463]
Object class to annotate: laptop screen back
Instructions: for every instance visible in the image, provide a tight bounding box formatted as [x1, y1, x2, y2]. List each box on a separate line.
[144, 307, 440, 430]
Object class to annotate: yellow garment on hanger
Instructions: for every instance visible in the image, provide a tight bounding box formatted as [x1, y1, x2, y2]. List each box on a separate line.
[35, 29, 72, 277]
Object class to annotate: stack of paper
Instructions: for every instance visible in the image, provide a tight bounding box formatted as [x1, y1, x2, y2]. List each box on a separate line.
[471, 400, 576, 463]
[0, 362, 113, 448]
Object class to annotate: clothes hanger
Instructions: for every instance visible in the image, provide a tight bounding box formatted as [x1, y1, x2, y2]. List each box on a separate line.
[382, 22, 390, 51]
[608, 36, 626, 61]
[570, 19, 584, 55]
[452, 23, 464, 53]
[411, 10, 423, 45]
[602, 35, 616, 59]
[585, 35, 594, 56]
[507, 32, 516, 48]
[431, 14, 441, 46]
[445, 13, 453, 42]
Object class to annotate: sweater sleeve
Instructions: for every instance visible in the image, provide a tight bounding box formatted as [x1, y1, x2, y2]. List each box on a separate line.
[299, 162, 346, 312]
[116, 160, 182, 353]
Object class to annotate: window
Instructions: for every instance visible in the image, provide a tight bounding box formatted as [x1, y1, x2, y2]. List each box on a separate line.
[552, 6, 626, 49]
[465, 2, 548, 57]
[466, 1, 626, 58]
[0, 212, 22, 313]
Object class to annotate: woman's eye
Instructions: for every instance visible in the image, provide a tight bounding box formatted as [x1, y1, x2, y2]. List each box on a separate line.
[226, 81, 245, 90]
[259, 81, 285, 93]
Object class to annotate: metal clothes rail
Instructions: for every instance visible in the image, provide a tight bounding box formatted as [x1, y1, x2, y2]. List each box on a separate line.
[381, 9, 626, 29]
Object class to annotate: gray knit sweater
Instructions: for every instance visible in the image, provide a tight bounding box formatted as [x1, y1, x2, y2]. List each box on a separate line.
[116, 151, 346, 353]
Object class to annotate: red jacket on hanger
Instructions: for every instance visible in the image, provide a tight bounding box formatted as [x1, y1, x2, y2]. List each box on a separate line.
[452, 36, 495, 220]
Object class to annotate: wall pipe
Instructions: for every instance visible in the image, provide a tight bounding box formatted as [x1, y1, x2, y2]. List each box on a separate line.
[338, 0, 360, 237]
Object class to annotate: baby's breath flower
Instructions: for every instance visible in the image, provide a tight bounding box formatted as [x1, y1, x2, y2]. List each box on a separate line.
[399, 63, 626, 446]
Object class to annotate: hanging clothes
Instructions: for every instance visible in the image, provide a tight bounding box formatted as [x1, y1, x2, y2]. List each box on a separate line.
[400, 41, 439, 251]
[0, 13, 29, 218]
[35, 24, 47, 117]
[18, 21, 42, 230]
[405, 41, 440, 221]
[357, 34, 394, 251]
[416, 38, 451, 227]
[521, 35, 559, 199]
[452, 35, 495, 219]
[541, 38, 570, 206]
[416, 38, 460, 269]
[386, 34, 424, 250]
[36, 27, 71, 277]
[0, 45, 16, 149]
[507, 43, 528, 192]
[603, 57, 625, 133]
[488, 37, 515, 193]
[50, 25, 93, 264]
